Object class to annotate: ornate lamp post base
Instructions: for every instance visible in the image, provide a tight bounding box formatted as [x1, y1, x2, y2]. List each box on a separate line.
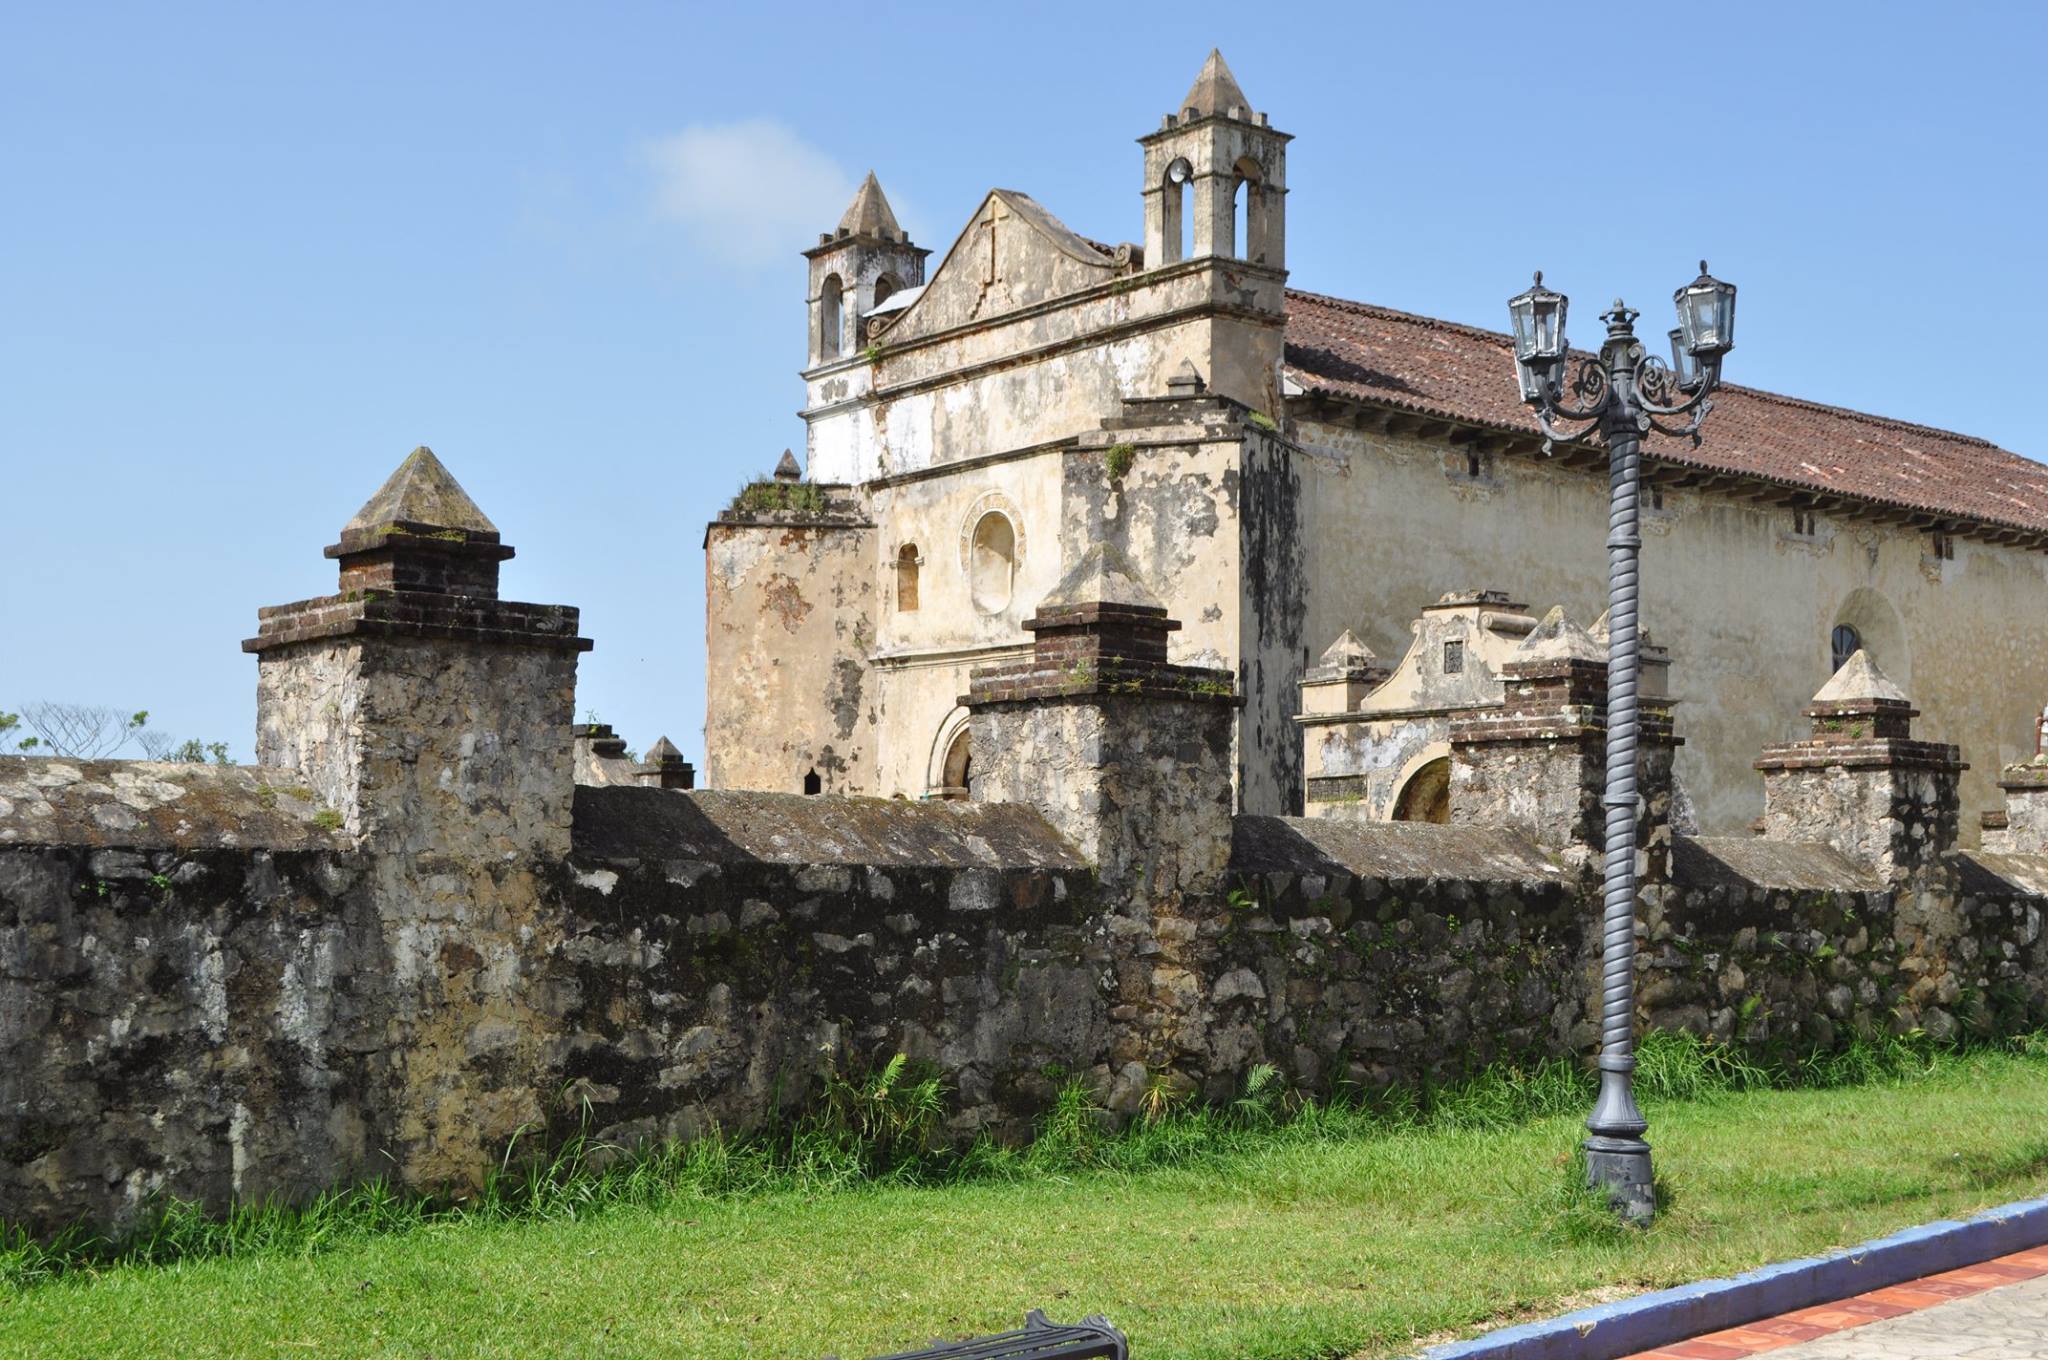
[1585, 1139, 1656, 1225]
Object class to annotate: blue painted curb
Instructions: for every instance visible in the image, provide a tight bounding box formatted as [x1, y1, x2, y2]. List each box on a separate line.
[1415, 1194, 2048, 1360]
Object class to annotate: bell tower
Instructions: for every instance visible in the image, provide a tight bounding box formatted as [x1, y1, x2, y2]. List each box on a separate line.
[803, 172, 929, 369]
[1140, 50, 1290, 271]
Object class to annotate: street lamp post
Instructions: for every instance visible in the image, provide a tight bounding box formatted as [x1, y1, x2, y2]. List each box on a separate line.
[1507, 263, 1737, 1224]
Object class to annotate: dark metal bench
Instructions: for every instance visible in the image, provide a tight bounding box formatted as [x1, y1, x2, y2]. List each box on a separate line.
[858, 1309, 1129, 1360]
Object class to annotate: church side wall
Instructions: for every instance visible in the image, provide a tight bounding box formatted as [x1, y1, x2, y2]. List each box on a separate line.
[1294, 417, 2048, 839]
[703, 515, 875, 795]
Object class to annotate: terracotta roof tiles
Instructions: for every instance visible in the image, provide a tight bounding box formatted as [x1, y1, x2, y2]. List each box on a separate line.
[1284, 289, 2048, 537]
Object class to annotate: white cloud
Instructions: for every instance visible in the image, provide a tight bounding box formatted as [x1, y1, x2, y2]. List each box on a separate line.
[644, 119, 856, 271]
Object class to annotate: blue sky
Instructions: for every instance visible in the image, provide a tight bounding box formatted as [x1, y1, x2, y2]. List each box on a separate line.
[5, 1, 2044, 764]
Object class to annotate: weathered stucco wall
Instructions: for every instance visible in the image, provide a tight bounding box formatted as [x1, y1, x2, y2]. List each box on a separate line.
[703, 499, 875, 795]
[1294, 417, 2048, 839]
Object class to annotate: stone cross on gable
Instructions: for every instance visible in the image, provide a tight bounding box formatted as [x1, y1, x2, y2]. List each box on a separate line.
[979, 198, 1010, 285]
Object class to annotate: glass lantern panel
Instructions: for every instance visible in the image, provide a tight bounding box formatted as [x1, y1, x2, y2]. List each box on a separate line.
[1510, 300, 1537, 357]
[1535, 298, 1564, 355]
[1668, 329, 1698, 385]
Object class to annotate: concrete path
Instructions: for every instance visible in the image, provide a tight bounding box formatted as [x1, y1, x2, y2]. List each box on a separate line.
[1620, 1247, 2048, 1359]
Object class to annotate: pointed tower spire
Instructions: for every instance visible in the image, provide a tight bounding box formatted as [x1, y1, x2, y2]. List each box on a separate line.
[837, 171, 905, 243]
[1180, 48, 1251, 119]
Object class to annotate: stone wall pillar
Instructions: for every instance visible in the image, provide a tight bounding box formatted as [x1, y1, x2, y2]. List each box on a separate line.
[1448, 608, 1678, 879]
[1755, 651, 1964, 885]
[243, 447, 594, 1192]
[1989, 708, 2048, 853]
[963, 545, 1237, 897]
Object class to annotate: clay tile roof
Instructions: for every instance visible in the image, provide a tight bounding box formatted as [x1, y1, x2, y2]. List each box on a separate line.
[1283, 289, 2048, 538]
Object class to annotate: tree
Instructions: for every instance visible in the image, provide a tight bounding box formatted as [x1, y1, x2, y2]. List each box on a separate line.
[3, 702, 231, 763]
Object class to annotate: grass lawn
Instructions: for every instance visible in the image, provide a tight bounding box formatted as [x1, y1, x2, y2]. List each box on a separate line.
[4, 1046, 2048, 1360]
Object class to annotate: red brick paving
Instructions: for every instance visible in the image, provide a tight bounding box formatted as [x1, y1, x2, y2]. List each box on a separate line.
[1617, 1247, 2048, 1358]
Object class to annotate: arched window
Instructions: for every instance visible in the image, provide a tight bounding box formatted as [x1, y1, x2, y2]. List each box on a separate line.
[1231, 158, 1264, 262]
[873, 272, 901, 308]
[969, 512, 1016, 614]
[1831, 623, 1862, 674]
[1161, 158, 1191, 264]
[1391, 757, 1450, 824]
[895, 543, 921, 612]
[819, 274, 843, 361]
[940, 728, 971, 801]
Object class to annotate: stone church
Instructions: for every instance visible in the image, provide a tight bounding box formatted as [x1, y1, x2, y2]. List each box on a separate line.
[703, 50, 2048, 838]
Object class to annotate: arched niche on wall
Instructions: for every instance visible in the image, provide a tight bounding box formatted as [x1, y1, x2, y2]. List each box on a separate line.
[1831, 587, 1909, 694]
[968, 511, 1017, 614]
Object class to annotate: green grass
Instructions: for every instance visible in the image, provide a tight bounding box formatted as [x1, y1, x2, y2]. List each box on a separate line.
[5, 1035, 2048, 1359]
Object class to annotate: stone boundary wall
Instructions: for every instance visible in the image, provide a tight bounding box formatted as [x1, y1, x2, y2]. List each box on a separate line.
[12, 778, 2048, 1236]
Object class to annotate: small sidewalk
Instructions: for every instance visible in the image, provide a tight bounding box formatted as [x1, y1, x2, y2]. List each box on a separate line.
[1618, 1246, 2048, 1359]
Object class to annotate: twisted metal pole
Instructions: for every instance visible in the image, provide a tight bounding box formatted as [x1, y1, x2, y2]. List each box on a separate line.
[1584, 304, 1654, 1224]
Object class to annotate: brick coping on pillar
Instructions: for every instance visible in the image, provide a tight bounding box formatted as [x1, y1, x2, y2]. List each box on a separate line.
[1755, 738, 1965, 774]
[242, 591, 593, 654]
[960, 655, 1242, 709]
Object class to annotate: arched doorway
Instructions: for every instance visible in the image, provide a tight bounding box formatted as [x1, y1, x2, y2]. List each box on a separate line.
[940, 728, 971, 801]
[1391, 756, 1450, 824]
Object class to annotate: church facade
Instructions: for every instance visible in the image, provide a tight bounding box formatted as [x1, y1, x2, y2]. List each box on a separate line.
[703, 51, 2048, 839]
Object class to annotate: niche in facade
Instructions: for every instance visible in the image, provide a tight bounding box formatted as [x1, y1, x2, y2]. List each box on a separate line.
[896, 543, 921, 612]
[969, 511, 1016, 614]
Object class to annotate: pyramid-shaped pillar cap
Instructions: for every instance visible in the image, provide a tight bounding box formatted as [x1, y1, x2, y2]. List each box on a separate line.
[1812, 649, 1909, 706]
[1038, 543, 1166, 615]
[637, 735, 695, 789]
[1515, 606, 1605, 665]
[324, 446, 513, 600]
[1306, 629, 1386, 683]
[1180, 49, 1252, 120]
[330, 446, 504, 555]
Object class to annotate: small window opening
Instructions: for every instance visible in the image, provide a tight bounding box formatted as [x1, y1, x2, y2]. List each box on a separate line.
[1650, 485, 1665, 511]
[819, 275, 844, 361]
[1231, 157, 1264, 262]
[1830, 624, 1861, 674]
[895, 543, 921, 612]
[1791, 508, 1817, 536]
[1465, 449, 1482, 479]
[1161, 158, 1191, 264]
[802, 769, 822, 795]
[1443, 639, 1465, 674]
[873, 272, 901, 308]
[1930, 531, 1955, 561]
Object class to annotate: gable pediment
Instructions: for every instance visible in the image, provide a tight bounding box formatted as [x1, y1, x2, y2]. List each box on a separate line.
[873, 190, 1119, 344]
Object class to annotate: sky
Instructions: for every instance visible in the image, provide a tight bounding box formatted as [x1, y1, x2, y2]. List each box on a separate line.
[5, 1, 2045, 765]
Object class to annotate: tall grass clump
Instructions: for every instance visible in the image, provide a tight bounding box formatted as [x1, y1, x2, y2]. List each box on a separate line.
[5, 1027, 2041, 1287]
